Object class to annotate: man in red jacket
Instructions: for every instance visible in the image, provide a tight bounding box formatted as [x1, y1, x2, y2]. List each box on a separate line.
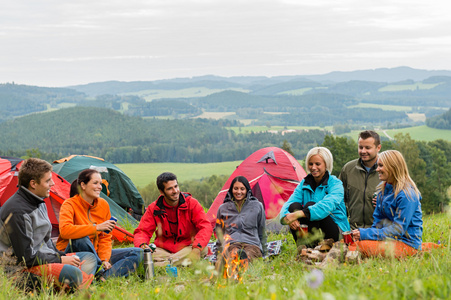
[133, 172, 212, 266]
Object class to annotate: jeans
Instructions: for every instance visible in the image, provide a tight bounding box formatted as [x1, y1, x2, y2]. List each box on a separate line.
[65, 236, 143, 278]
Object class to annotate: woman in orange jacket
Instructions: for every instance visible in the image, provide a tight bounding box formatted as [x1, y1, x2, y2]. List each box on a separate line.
[56, 169, 142, 279]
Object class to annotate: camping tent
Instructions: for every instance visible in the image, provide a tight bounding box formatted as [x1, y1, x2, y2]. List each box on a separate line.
[0, 156, 134, 243]
[206, 147, 307, 229]
[52, 155, 144, 221]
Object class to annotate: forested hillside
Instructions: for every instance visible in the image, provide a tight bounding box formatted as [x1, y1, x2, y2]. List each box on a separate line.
[0, 107, 326, 163]
[2, 70, 450, 128]
[426, 108, 451, 129]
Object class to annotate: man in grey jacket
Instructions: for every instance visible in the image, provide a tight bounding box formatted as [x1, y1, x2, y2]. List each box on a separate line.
[0, 158, 96, 289]
[339, 131, 381, 229]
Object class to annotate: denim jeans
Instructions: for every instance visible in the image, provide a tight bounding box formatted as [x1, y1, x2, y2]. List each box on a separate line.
[65, 236, 143, 278]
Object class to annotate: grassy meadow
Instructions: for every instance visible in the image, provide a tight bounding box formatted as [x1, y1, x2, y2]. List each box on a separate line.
[1, 212, 449, 299]
[117, 161, 243, 188]
[342, 126, 451, 142]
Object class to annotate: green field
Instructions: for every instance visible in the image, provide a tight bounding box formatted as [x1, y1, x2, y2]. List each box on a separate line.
[117, 161, 243, 187]
[124, 87, 249, 101]
[193, 111, 236, 119]
[343, 126, 451, 142]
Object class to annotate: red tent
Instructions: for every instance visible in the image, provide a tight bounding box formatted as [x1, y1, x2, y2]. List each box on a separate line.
[0, 156, 133, 243]
[206, 147, 307, 228]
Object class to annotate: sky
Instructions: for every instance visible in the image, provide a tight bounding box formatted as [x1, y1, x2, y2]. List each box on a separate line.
[1, 0, 451, 87]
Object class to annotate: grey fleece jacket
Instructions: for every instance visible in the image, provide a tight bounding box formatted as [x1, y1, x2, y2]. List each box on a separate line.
[0, 186, 64, 267]
[215, 190, 267, 255]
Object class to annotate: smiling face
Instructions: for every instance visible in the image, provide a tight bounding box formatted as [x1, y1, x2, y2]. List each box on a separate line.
[376, 160, 394, 183]
[358, 137, 381, 167]
[232, 181, 247, 201]
[161, 180, 180, 206]
[81, 172, 102, 203]
[29, 171, 54, 198]
[308, 154, 327, 183]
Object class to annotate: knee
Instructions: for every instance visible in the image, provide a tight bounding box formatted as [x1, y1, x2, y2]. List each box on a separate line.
[129, 248, 144, 264]
[78, 252, 97, 275]
[288, 202, 303, 213]
[70, 236, 92, 248]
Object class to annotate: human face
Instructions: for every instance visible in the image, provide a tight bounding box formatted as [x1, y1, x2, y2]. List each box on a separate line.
[358, 137, 381, 167]
[308, 155, 327, 183]
[232, 181, 247, 201]
[161, 180, 180, 206]
[376, 161, 394, 183]
[81, 173, 102, 203]
[29, 171, 54, 198]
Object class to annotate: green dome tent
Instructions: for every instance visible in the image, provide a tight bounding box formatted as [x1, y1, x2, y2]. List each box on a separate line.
[52, 155, 144, 228]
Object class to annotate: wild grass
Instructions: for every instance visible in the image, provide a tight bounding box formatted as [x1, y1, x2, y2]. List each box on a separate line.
[1, 212, 449, 299]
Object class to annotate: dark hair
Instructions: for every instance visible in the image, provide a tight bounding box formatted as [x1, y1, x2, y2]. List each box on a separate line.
[359, 130, 380, 146]
[228, 176, 252, 198]
[18, 158, 52, 188]
[70, 169, 101, 197]
[156, 172, 177, 191]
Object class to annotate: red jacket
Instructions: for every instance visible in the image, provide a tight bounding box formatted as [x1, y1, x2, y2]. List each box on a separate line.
[133, 193, 212, 253]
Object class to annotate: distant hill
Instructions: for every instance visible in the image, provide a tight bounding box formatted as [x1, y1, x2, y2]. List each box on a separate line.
[302, 66, 451, 83]
[67, 67, 451, 96]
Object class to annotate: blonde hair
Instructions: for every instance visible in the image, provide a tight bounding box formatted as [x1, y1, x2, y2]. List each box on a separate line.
[377, 150, 420, 200]
[305, 147, 333, 173]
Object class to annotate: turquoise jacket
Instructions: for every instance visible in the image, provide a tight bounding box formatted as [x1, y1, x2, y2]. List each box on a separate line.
[279, 172, 351, 232]
[359, 183, 423, 250]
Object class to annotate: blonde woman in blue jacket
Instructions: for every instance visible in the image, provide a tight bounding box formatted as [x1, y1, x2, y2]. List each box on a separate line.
[280, 147, 350, 247]
[351, 150, 425, 258]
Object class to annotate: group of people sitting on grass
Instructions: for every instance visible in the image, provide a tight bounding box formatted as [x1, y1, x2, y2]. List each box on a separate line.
[0, 130, 438, 292]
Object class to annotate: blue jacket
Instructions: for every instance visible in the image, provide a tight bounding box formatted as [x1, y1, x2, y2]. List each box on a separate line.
[359, 183, 423, 250]
[279, 172, 351, 232]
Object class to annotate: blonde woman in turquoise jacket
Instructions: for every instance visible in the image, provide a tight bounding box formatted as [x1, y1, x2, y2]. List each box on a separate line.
[280, 147, 350, 247]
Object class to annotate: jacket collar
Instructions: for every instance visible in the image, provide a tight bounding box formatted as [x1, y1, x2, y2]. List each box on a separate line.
[19, 185, 45, 205]
[357, 158, 378, 172]
[73, 194, 99, 210]
[303, 171, 330, 190]
[155, 193, 187, 211]
[223, 189, 254, 204]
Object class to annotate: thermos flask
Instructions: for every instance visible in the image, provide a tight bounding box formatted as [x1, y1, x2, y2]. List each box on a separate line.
[143, 248, 155, 279]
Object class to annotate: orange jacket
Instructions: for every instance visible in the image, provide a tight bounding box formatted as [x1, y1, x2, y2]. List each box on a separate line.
[56, 194, 112, 261]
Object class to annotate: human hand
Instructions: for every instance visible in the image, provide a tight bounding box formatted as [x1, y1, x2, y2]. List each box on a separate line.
[61, 255, 81, 267]
[187, 248, 201, 262]
[140, 243, 150, 250]
[284, 211, 303, 225]
[372, 194, 377, 208]
[96, 219, 116, 232]
[289, 220, 301, 231]
[351, 229, 360, 241]
[102, 261, 112, 270]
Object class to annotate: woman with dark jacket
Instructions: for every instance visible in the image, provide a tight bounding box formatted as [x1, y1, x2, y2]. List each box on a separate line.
[215, 176, 267, 264]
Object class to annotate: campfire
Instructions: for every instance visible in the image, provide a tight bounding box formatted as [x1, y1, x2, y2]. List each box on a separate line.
[223, 247, 249, 282]
[216, 234, 249, 283]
